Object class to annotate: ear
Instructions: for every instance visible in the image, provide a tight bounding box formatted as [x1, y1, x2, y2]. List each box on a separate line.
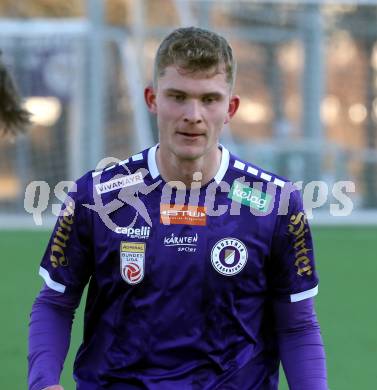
[224, 95, 240, 124]
[144, 86, 157, 113]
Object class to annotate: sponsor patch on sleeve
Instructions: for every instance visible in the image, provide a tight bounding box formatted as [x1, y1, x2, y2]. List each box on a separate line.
[288, 212, 313, 277]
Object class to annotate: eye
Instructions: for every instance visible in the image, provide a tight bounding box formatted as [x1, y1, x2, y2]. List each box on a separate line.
[170, 94, 185, 102]
[202, 95, 218, 104]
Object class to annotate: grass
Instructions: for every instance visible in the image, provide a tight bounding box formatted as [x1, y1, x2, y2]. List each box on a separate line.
[0, 227, 376, 389]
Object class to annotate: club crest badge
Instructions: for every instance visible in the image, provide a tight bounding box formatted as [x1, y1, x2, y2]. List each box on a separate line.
[211, 238, 248, 276]
[120, 241, 145, 284]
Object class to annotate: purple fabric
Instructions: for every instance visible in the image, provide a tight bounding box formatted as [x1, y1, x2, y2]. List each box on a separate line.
[274, 298, 328, 390]
[28, 289, 328, 390]
[28, 284, 81, 390]
[29, 146, 325, 389]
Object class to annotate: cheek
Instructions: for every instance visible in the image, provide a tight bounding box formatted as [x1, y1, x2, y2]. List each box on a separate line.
[208, 102, 229, 122]
[208, 109, 228, 128]
[156, 106, 179, 130]
[157, 100, 179, 121]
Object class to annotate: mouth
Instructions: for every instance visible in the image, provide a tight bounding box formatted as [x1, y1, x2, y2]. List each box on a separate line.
[176, 131, 205, 138]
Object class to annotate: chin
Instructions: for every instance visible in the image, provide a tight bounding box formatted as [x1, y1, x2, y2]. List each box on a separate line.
[174, 145, 205, 161]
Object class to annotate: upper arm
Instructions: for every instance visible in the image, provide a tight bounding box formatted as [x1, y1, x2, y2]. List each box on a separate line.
[38, 174, 94, 296]
[268, 187, 319, 304]
[273, 298, 319, 333]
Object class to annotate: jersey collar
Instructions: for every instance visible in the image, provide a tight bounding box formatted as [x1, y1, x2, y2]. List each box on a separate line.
[147, 144, 230, 184]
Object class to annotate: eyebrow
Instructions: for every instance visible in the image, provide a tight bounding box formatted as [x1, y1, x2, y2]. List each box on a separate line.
[164, 88, 185, 95]
[164, 88, 224, 99]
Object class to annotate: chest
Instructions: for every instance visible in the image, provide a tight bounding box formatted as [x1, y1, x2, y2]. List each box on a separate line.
[91, 190, 276, 294]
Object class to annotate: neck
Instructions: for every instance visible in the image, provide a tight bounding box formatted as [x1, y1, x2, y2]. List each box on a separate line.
[156, 146, 222, 188]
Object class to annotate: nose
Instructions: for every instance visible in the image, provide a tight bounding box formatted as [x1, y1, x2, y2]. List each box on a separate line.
[183, 100, 202, 125]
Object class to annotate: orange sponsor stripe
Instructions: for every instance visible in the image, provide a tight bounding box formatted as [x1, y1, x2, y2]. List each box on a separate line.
[160, 204, 207, 226]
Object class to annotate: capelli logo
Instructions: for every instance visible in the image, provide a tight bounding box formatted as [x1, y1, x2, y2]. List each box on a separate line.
[115, 226, 151, 239]
[160, 204, 207, 226]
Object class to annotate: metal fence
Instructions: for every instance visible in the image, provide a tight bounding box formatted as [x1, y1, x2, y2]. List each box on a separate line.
[1, 0, 377, 227]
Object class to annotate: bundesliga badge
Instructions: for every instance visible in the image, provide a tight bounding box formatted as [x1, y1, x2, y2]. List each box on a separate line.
[120, 242, 145, 284]
[211, 238, 248, 276]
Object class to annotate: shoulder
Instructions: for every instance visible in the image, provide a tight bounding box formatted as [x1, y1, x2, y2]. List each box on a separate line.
[74, 149, 150, 203]
[225, 150, 303, 213]
[91, 149, 148, 181]
[227, 151, 290, 189]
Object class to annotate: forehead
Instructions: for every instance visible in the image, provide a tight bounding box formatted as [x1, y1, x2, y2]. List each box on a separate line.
[157, 65, 229, 94]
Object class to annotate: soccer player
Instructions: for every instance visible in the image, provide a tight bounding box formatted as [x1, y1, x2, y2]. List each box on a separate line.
[28, 27, 328, 390]
[0, 52, 30, 135]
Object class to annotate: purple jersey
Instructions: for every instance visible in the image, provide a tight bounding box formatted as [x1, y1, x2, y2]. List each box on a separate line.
[38, 145, 319, 390]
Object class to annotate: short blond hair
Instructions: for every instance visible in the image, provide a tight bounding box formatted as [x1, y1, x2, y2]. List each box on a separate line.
[154, 27, 236, 89]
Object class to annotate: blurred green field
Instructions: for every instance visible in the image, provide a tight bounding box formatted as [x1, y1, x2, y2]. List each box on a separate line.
[1, 227, 376, 389]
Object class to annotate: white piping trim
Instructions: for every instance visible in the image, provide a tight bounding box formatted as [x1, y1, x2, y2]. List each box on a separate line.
[147, 144, 160, 179]
[247, 166, 259, 176]
[274, 178, 285, 188]
[260, 172, 272, 182]
[214, 146, 230, 184]
[39, 266, 66, 293]
[234, 160, 245, 171]
[290, 285, 318, 302]
[131, 153, 143, 161]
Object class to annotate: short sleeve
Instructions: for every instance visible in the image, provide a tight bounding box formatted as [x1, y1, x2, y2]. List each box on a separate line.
[269, 187, 319, 303]
[38, 173, 93, 294]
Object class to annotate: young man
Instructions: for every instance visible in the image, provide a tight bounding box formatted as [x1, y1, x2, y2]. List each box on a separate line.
[28, 27, 328, 390]
[0, 53, 30, 135]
